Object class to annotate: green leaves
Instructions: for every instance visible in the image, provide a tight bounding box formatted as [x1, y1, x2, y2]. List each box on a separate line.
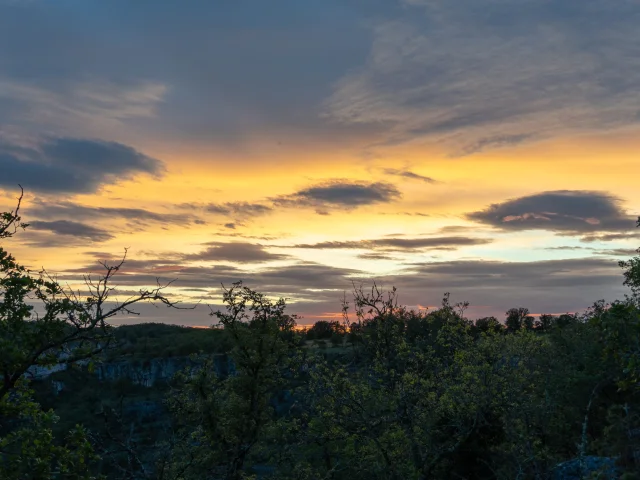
[165, 282, 302, 480]
[0, 380, 100, 480]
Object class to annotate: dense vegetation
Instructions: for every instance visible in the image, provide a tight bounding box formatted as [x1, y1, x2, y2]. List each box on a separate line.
[2, 193, 640, 479]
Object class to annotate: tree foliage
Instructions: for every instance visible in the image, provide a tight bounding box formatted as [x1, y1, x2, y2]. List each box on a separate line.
[1, 189, 180, 479]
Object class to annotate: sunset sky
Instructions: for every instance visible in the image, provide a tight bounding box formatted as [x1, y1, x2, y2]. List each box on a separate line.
[2, 0, 639, 326]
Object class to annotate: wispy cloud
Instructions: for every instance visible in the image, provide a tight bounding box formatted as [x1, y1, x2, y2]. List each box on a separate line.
[287, 235, 491, 251]
[382, 168, 437, 184]
[0, 78, 167, 135]
[580, 232, 640, 243]
[202, 202, 273, 218]
[325, 1, 640, 155]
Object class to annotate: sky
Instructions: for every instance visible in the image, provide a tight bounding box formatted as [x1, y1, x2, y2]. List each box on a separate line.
[1, 0, 639, 326]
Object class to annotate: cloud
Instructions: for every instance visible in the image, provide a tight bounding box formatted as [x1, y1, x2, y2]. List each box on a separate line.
[467, 191, 637, 233]
[175, 201, 272, 224]
[382, 168, 437, 183]
[58, 253, 629, 324]
[26, 200, 199, 226]
[185, 242, 290, 264]
[580, 232, 640, 243]
[0, 137, 163, 193]
[594, 248, 639, 257]
[0, 1, 377, 147]
[544, 246, 593, 252]
[272, 180, 401, 213]
[0, 77, 168, 136]
[4, 0, 640, 156]
[455, 134, 533, 157]
[324, 0, 640, 155]
[203, 202, 273, 218]
[357, 252, 399, 261]
[399, 257, 623, 291]
[62, 258, 363, 307]
[436, 225, 476, 234]
[28, 220, 114, 242]
[289, 235, 491, 251]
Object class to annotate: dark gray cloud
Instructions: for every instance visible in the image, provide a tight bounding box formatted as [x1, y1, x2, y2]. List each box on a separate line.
[185, 242, 289, 264]
[289, 236, 491, 251]
[467, 191, 637, 234]
[382, 168, 437, 184]
[272, 181, 401, 213]
[29, 220, 114, 242]
[325, 0, 640, 155]
[0, 137, 163, 193]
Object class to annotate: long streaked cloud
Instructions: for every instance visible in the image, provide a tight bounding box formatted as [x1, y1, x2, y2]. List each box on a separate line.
[28, 219, 114, 242]
[288, 236, 491, 251]
[467, 191, 637, 234]
[580, 232, 640, 243]
[60, 253, 631, 323]
[84, 242, 291, 266]
[27, 200, 202, 226]
[594, 248, 639, 257]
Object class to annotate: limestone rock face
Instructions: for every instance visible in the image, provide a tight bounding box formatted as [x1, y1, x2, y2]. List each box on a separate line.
[96, 357, 194, 387]
[95, 354, 234, 387]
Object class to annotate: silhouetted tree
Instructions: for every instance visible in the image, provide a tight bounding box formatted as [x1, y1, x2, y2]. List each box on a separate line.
[474, 316, 502, 335]
[536, 313, 555, 331]
[505, 307, 531, 332]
